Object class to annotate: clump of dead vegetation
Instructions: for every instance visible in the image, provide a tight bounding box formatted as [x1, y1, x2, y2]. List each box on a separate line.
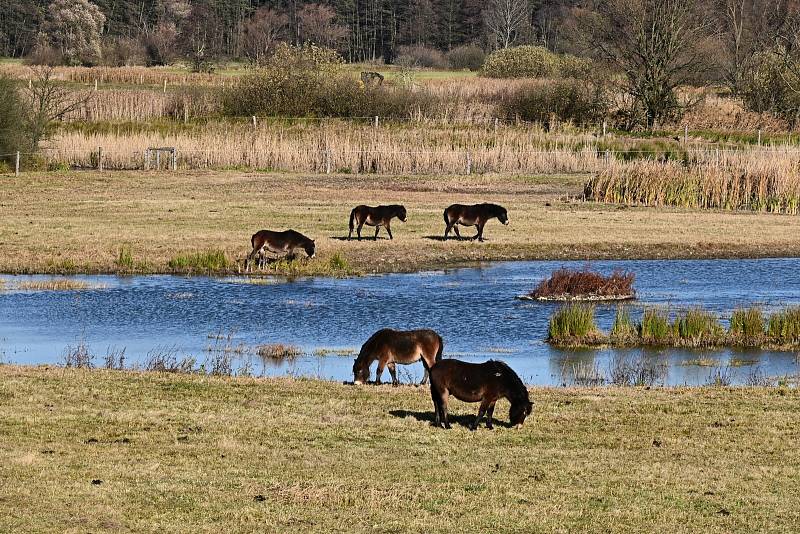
[256, 344, 303, 361]
[526, 267, 635, 301]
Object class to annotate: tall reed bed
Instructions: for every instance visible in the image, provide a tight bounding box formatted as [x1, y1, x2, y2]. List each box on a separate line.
[0, 64, 227, 86]
[585, 148, 800, 214]
[48, 121, 607, 174]
[547, 305, 800, 349]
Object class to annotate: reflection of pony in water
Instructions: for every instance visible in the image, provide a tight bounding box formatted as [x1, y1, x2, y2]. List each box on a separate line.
[352, 328, 443, 385]
[245, 229, 315, 271]
[429, 359, 533, 430]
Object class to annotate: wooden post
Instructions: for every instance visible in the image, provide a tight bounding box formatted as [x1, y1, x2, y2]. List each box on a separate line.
[184, 106, 188, 124]
[156, 150, 161, 170]
[494, 117, 499, 133]
[466, 152, 472, 175]
[97, 146, 103, 171]
[684, 125, 688, 144]
[602, 120, 607, 137]
[325, 149, 331, 174]
[163, 80, 167, 94]
[94, 79, 98, 91]
[15, 151, 20, 176]
[252, 116, 257, 128]
[172, 149, 177, 171]
[374, 116, 379, 128]
[144, 149, 149, 171]
[758, 129, 762, 146]
[139, 74, 143, 85]
[605, 149, 611, 165]
[28, 79, 31, 89]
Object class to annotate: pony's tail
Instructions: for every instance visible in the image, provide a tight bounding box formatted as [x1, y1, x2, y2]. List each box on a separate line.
[250, 232, 256, 249]
[432, 333, 444, 368]
[442, 208, 449, 226]
[349, 208, 357, 232]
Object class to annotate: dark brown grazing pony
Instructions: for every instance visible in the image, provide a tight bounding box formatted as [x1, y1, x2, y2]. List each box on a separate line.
[348, 205, 407, 240]
[443, 203, 509, 241]
[361, 71, 384, 86]
[245, 229, 315, 271]
[429, 359, 533, 430]
[353, 328, 443, 385]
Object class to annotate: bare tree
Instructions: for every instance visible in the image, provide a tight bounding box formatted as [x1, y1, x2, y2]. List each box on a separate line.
[297, 4, 348, 50]
[23, 66, 92, 148]
[243, 8, 289, 65]
[587, 0, 712, 129]
[484, 0, 530, 49]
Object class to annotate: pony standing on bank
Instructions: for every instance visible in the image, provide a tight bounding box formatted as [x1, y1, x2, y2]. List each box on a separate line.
[348, 205, 408, 240]
[443, 203, 509, 241]
[245, 229, 315, 271]
[429, 359, 533, 430]
[353, 328, 443, 385]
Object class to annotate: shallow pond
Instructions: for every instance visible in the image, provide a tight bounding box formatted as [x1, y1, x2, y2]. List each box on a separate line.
[2, 259, 800, 386]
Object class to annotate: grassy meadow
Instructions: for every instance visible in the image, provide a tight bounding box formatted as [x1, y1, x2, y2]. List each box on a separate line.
[0, 366, 798, 532]
[4, 171, 800, 275]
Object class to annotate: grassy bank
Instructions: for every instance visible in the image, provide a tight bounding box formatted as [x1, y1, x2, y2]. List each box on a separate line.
[5, 170, 800, 276]
[0, 366, 797, 532]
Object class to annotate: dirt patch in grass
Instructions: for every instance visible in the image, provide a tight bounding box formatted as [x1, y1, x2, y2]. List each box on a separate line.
[0, 365, 797, 532]
[4, 171, 800, 276]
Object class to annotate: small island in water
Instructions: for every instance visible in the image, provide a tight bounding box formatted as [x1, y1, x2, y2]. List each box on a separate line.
[518, 267, 636, 302]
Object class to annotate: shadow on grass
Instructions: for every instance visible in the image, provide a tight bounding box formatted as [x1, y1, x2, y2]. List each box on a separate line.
[389, 409, 510, 429]
[329, 236, 392, 241]
[423, 235, 481, 242]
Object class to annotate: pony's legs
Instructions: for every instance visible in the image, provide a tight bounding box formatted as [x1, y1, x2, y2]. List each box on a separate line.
[245, 245, 263, 272]
[386, 223, 393, 240]
[375, 359, 387, 385]
[475, 222, 485, 241]
[357, 222, 364, 240]
[420, 367, 429, 385]
[486, 402, 496, 429]
[444, 222, 453, 239]
[440, 390, 451, 429]
[430, 383, 442, 427]
[387, 362, 398, 386]
[471, 400, 491, 431]
[453, 225, 462, 239]
[374, 226, 380, 240]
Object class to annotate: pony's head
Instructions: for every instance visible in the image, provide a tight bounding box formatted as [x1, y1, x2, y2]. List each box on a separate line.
[496, 206, 509, 225]
[509, 400, 533, 428]
[395, 205, 408, 223]
[352, 357, 370, 385]
[303, 239, 316, 258]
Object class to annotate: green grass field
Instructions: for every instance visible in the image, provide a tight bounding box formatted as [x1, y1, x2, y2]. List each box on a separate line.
[1, 366, 798, 532]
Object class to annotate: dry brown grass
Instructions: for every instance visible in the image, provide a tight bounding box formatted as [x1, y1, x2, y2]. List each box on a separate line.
[3, 170, 800, 275]
[1, 366, 797, 532]
[15, 279, 103, 291]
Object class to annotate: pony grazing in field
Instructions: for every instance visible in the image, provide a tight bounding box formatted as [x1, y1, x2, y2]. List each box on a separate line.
[353, 328, 443, 385]
[245, 229, 315, 271]
[443, 203, 509, 241]
[348, 205, 408, 240]
[429, 359, 533, 430]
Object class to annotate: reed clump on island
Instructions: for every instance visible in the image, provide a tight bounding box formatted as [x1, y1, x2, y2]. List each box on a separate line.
[524, 267, 635, 301]
[547, 305, 800, 349]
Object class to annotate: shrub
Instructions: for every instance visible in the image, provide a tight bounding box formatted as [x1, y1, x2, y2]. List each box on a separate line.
[0, 77, 32, 163]
[481, 45, 590, 79]
[500, 79, 610, 127]
[395, 45, 447, 69]
[548, 303, 599, 343]
[639, 308, 670, 344]
[447, 45, 485, 71]
[531, 267, 634, 300]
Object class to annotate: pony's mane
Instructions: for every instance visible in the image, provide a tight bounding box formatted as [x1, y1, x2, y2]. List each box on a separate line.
[489, 360, 528, 400]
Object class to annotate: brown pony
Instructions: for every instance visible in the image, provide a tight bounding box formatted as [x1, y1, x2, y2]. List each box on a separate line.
[443, 203, 509, 241]
[429, 359, 533, 430]
[353, 328, 443, 385]
[245, 229, 315, 271]
[348, 205, 407, 240]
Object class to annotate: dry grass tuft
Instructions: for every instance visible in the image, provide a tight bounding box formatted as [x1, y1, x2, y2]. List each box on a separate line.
[529, 267, 635, 300]
[257, 344, 303, 360]
[15, 279, 104, 291]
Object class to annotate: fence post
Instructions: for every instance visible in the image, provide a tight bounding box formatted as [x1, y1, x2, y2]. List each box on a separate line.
[374, 116, 379, 128]
[758, 129, 762, 146]
[184, 107, 189, 124]
[94, 79, 98, 91]
[144, 149, 149, 170]
[466, 152, 472, 175]
[495, 117, 499, 133]
[163, 80, 167, 94]
[684, 125, 688, 144]
[252, 115, 257, 128]
[605, 149, 611, 165]
[325, 149, 331, 174]
[172, 148, 177, 171]
[15, 151, 20, 176]
[602, 120, 607, 137]
[97, 146, 103, 171]
[156, 150, 161, 169]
